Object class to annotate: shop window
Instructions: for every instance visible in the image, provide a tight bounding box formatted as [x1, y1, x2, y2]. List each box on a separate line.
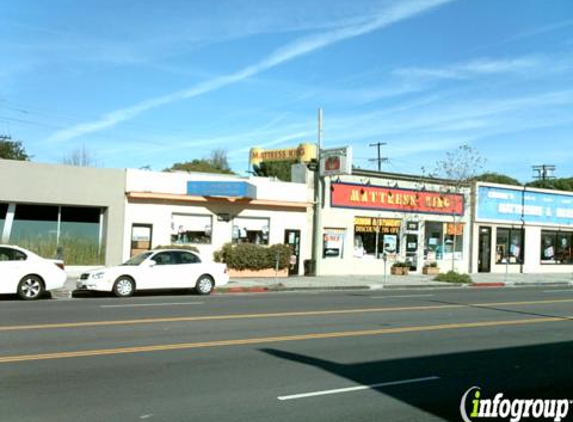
[60, 206, 101, 243]
[496, 228, 524, 264]
[10, 204, 58, 242]
[232, 217, 269, 245]
[541, 231, 573, 264]
[171, 214, 212, 245]
[323, 228, 345, 258]
[0, 203, 7, 236]
[424, 221, 464, 261]
[354, 217, 400, 259]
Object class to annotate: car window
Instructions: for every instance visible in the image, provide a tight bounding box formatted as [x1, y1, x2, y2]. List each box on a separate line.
[122, 252, 153, 266]
[153, 252, 174, 266]
[0, 248, 27, 262]
[174, 251, 201, 264]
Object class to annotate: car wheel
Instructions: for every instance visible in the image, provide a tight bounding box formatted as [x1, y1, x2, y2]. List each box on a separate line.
[195, 275, 214, 295]
[18, 275, 44, 300]
[113, 277, 135, 298]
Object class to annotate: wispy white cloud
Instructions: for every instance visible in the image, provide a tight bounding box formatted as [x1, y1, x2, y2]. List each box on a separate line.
[43, 0, 455, 145]
[504, 19, 573, 43]
[394, 56, 542, 80]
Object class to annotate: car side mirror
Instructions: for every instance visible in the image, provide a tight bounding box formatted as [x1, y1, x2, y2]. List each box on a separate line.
[147, 260, 157, 267]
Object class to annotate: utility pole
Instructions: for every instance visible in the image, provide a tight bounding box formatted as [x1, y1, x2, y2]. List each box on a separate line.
[312, 108, 323, 276]
[369, 142, 388, 172]
[532, 164, 556, 181]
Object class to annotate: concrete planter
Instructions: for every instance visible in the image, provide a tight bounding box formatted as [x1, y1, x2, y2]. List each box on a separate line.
[423, 266, 440, 275]
[228, 268, 289, 278]
[391, 266, 409, 276]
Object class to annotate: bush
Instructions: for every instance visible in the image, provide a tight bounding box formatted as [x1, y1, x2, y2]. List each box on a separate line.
[15, 237, 105, 265]
[424, 261, 438, 268]
[434, 271, 472, 284]
[214, 243, 291, 271]
[392, 261, 410, 268]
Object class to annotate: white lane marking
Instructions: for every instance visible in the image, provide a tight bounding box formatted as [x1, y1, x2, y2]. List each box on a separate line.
[544, 290, 573, 293]
[100, 302, 204, 308]
[277, 376, 440, 401]
[371, 294, 435, 299]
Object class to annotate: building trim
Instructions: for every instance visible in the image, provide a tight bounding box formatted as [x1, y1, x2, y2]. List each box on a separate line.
[126, 192, 311, 210]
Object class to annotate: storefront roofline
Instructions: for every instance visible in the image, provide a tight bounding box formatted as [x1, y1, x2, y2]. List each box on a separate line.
[351, 169, 469, 187]
[126, 192, 311, 210]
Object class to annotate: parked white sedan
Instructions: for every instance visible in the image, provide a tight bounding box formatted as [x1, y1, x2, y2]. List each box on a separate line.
[77, 249, 229, 297]
[0, 245, 66, 300]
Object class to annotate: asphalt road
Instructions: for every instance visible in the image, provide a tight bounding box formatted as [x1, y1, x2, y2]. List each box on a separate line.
[1, 286, 572, 422]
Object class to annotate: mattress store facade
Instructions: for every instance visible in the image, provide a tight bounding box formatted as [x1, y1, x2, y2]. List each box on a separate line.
[472, 182, 573, 274]
[316, 170, 472, 276]
[124, 169, 312, 275]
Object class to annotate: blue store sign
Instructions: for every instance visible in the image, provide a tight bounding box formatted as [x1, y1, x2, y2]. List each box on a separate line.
[187, 181, 257, 199]
[477, 186, 573, 226]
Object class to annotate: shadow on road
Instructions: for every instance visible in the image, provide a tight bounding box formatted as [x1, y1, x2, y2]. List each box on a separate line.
[261, 340, 573, 421]
[71, 289, 200, 299]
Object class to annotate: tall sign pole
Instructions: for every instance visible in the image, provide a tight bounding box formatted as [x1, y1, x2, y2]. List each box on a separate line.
[312, 108, 324, 276]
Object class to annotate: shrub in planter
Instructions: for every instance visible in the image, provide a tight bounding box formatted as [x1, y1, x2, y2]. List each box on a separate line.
[391, 261, 409, 275]
[422, 261, 440, 275]
[434, 270, 472, 284]
[214, 242, 291, 271]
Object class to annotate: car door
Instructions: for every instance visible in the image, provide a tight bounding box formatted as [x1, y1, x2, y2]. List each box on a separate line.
[171, 251, 202, 288]
[0, 247, 26, 294]
[138, 251, 179, 290]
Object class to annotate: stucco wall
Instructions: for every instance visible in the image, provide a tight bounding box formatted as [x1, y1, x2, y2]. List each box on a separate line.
[0, 160, 126, 265]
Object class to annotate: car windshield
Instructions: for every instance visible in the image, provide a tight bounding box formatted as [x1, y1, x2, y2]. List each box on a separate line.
[122, 252, 153, 266]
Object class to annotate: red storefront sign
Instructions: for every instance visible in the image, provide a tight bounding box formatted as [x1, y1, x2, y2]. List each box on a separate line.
[330, 182, 464, 216]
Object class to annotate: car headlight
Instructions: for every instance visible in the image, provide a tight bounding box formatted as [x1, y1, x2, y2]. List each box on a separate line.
[91, 272, 105, 280]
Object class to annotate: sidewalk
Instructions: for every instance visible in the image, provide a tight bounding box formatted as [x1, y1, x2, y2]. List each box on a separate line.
[52, 271, 573, 298]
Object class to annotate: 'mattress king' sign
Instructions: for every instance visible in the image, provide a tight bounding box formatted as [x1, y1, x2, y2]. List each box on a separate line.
[331, 182, 464, 216]
[249, 143, 316, 166]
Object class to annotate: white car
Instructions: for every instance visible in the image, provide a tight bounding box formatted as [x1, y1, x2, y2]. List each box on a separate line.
[0, 245, 66, 300]
[77, 249, 229, 297]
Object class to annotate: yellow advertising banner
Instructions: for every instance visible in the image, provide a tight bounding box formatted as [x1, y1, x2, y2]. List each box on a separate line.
[354, 217, 401, 234]
[445, 222, 464, 235]
[249, 143, 317, 166]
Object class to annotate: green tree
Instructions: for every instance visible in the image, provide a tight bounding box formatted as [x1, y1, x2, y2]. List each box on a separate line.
[526, 177, 573, 191]
[165, 149, 235, 174]
[0, 136, 30, 161]
[253, 160, 295, 181]
[473, 172, 522, 186]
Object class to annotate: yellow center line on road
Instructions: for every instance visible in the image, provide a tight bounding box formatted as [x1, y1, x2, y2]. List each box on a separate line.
[0, 298, 572, 332]
[0, 315, 571, 364]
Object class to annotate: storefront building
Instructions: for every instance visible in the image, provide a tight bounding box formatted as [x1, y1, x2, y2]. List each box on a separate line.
[315, 169, 472, 276]
[472, 182, 573, 274]
[0, 160, 126, 266]
[124, 169, 312, 275]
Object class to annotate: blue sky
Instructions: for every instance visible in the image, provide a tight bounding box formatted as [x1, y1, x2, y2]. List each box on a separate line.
[1, 0, 572, 182]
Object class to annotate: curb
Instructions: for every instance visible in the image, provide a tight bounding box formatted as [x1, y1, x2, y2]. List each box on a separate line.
[471, 282, 505, 288]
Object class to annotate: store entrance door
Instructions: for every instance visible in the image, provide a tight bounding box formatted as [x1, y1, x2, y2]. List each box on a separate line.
[478, 226, 492, 273]
[284, 229, 301, 276]
[405, 233, 419, 271]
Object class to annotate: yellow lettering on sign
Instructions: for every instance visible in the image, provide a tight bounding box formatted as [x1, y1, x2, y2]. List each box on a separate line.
[350, 190, 361, 202]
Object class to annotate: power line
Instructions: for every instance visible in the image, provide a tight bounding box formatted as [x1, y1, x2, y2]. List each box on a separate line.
[532, 164, 556, 180]
[368, 142, 389, 172]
